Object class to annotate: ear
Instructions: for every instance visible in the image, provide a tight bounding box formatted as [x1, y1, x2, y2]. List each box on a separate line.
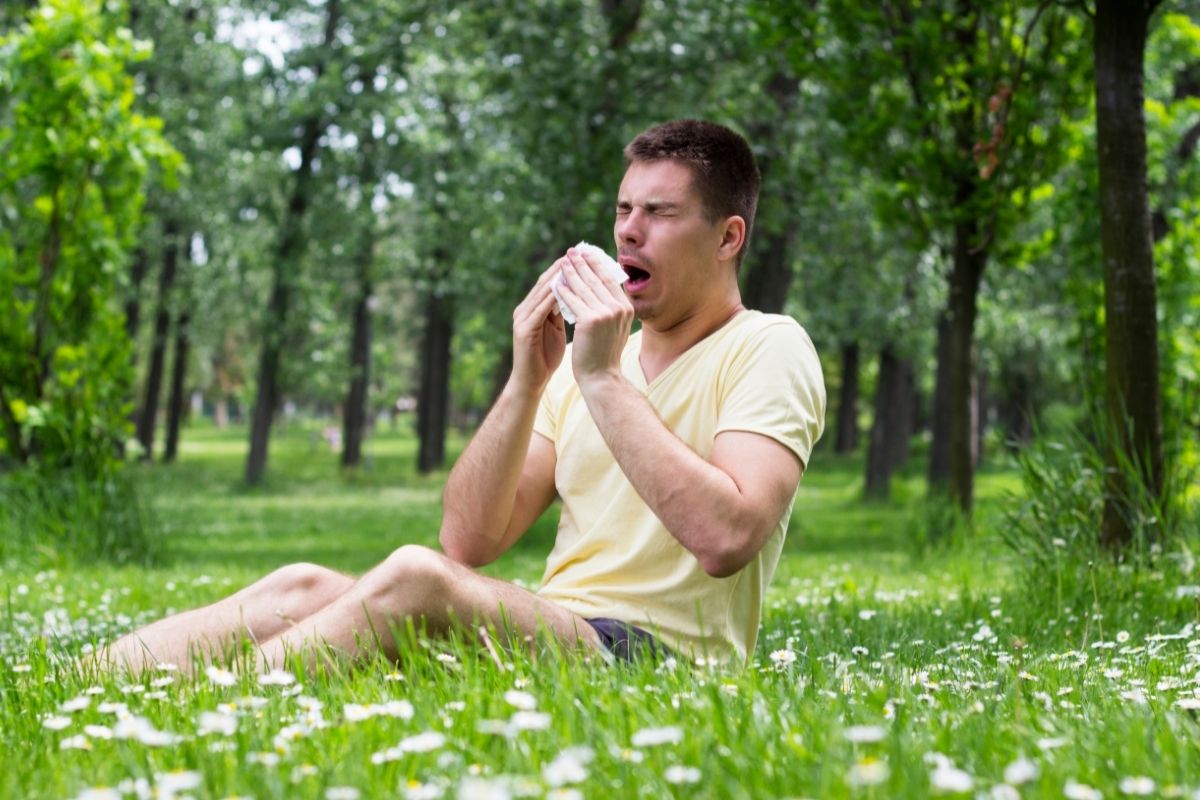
[715, 216, 746, 263]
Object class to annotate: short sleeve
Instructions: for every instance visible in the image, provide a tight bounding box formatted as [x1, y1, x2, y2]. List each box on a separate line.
[533, 346, 574, 444]
[715, 320, 826, 469]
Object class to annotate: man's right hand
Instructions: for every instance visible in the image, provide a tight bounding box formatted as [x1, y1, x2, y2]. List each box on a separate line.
[510, 259, 567, 396]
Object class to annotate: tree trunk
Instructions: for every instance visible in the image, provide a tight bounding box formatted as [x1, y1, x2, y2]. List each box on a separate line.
[1095, 0, 1165, 550]
[928, 313, 952, 487]
[945, 208, 987, 513]
[135, 218, 179, 461]
[865, 344, 909, 499]
[341, 265, 373, 469]
[974, 364, 987, 469]
[164, 307, 190, 463]
[834, 341, 859, 454]
[890, 355, 915, 471]
[123, 247, 149, 343]
[417, 291, 454, 473]
[244, 0, 340, 486]
[741, 222, 798, 313]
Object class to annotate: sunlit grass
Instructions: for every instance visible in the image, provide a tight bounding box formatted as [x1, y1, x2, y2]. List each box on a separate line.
[2, 423, 1198, 798]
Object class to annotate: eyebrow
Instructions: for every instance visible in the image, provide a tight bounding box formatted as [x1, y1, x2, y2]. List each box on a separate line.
[617, 199, 680, 212]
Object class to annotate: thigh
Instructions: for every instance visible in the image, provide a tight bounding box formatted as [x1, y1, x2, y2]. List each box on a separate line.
[424, 554, 603, 652]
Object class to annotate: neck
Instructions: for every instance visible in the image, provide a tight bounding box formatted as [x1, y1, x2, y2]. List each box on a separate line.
[639, 290, 746, 378]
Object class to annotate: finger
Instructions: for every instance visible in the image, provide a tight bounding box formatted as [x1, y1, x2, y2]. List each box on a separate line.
[518, 286, 561, 327]
[561, 250, 606, 308]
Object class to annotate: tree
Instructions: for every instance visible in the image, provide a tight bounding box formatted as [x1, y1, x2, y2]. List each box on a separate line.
[0, 0, 179, 473]
[1094, 0, 1167, 549]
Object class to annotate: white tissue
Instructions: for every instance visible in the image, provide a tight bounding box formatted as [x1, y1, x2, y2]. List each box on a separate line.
[550, 241, 627, 324]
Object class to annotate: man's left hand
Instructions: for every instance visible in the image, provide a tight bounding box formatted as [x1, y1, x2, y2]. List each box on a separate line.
[556, 247, 635, 388]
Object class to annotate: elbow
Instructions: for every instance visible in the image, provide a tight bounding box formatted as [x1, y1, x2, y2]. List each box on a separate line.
[696, 537, 753, 579]
[694, 519, 769, 578]
[438, 528, 494, 568]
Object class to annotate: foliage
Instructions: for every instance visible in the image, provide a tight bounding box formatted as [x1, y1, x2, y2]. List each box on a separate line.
[1002, 421, 1199, 617]
[0, 0, 178, 563]
[0, 0, 180, 474]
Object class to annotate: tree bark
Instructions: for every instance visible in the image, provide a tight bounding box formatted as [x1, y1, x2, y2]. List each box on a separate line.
[945, 205, 987, 513]
[244, 0, 340, 486]
[741, 222, 798, 313]
[834, 341, 860, 454]
[341, 258, 373, 469]
[164, 306, 190, 463]
[135, 217, 179, 461]
[865, 344, 912, 499]
[928, 313, 952, 487]
[1095, 0, 1165, 550]
[416, 291, 454, 473]
[123, 247, 149, 343]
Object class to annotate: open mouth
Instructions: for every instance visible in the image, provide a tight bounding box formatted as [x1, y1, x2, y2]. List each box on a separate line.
[622, 264, 651, 292]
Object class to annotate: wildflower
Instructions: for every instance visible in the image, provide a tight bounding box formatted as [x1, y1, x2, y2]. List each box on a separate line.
[1063, 780, 1102, 800]
[436, 653, 457, 664]
[1176, 698, 1200, 710]
[664, 766, 701, 785]
[12, 664, 32, 674]
[457, 777, 510, 800]
[198, 712, 237, 736]
[546, 790, 583, 800]
[631, 725, 683, 747]
[60, 696, 91, 713]
[769, 649, 797, 667]
[542, 747, 594, 786]
[150, 676, 176, 688]
[858, 609, 877, 620]
[206, 666, 238, 687]
[247, 751, 281, 767]
[988, 785, 1021, 800]
[846, 757, 890, 787]
[402, 780, 445, 800]
[503, 689, 537, 710]
[155, 662, 180, 672]
[1003, 757, 1039, 785]
[292, 764, 319, 780]
[42, 715, 72, 731]
[325, 788, 360, 800]
[83, 725, 113, 739]
[72, 788, 121, 800]
[1116, 631, 1131, 643]
[60, 735, 92, 750]
[258, 669, 296, 686]
[1036, 737, 1070, 751]
[852, 646, 869, 657]
[155, 770, 202, 795]
[843, 725, 886, 744]
[508, 711, 550, 731]
[1119, 776, 1156, 796]
[930, 764, 974, 793]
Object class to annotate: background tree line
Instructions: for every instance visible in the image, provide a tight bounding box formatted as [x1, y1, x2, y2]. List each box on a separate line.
[2, 0, 1198, 559]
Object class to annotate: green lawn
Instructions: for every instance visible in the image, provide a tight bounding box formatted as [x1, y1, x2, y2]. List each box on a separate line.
[2, 422, 1198, 799]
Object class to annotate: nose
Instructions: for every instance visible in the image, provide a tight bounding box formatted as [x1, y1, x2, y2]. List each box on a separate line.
[615, 208, 644, 249]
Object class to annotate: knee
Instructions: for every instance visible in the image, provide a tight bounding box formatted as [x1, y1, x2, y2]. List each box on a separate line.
[263, 562, 345, 598]
[365, 545, 454, 601]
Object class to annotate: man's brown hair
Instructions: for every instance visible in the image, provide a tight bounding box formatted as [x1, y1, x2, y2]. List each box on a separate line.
[624, 119, 761, 268]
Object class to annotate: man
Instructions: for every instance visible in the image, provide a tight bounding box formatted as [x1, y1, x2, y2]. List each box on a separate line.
[103, 119, 824, 671]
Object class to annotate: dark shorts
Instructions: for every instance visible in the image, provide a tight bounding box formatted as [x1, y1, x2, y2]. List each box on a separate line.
[585, 617, 672, 662]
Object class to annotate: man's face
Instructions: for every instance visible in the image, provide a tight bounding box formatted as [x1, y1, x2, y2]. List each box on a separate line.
[613, 159, 728, 327]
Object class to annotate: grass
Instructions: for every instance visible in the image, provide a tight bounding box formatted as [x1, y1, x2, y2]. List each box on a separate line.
[1, 421, 1199, 799]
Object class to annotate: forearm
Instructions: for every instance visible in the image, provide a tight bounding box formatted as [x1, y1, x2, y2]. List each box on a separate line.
[578, 372, 757, 577]
[440, 380, 540, 562]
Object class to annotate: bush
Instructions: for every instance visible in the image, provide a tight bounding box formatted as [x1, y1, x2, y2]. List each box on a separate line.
[0, 465, 159, 566]
[1001, 421, 1198, 617]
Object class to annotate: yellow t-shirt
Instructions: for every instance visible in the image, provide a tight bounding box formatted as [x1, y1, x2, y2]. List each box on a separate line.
[532, 310, 826, 664]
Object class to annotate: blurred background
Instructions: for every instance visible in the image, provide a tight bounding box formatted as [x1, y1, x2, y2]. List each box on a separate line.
[1, 0, 1197, 565]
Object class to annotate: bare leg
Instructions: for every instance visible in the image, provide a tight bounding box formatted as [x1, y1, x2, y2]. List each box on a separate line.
[257, 545, 603, 669]
[99, 563, 355, 672]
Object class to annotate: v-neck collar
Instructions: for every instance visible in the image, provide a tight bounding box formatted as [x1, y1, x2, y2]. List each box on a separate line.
[626, 309, 755, 391]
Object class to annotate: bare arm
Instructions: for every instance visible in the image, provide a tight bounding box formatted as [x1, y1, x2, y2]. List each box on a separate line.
[577, 374, 801, 577]
[439, 260, 566, 566]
